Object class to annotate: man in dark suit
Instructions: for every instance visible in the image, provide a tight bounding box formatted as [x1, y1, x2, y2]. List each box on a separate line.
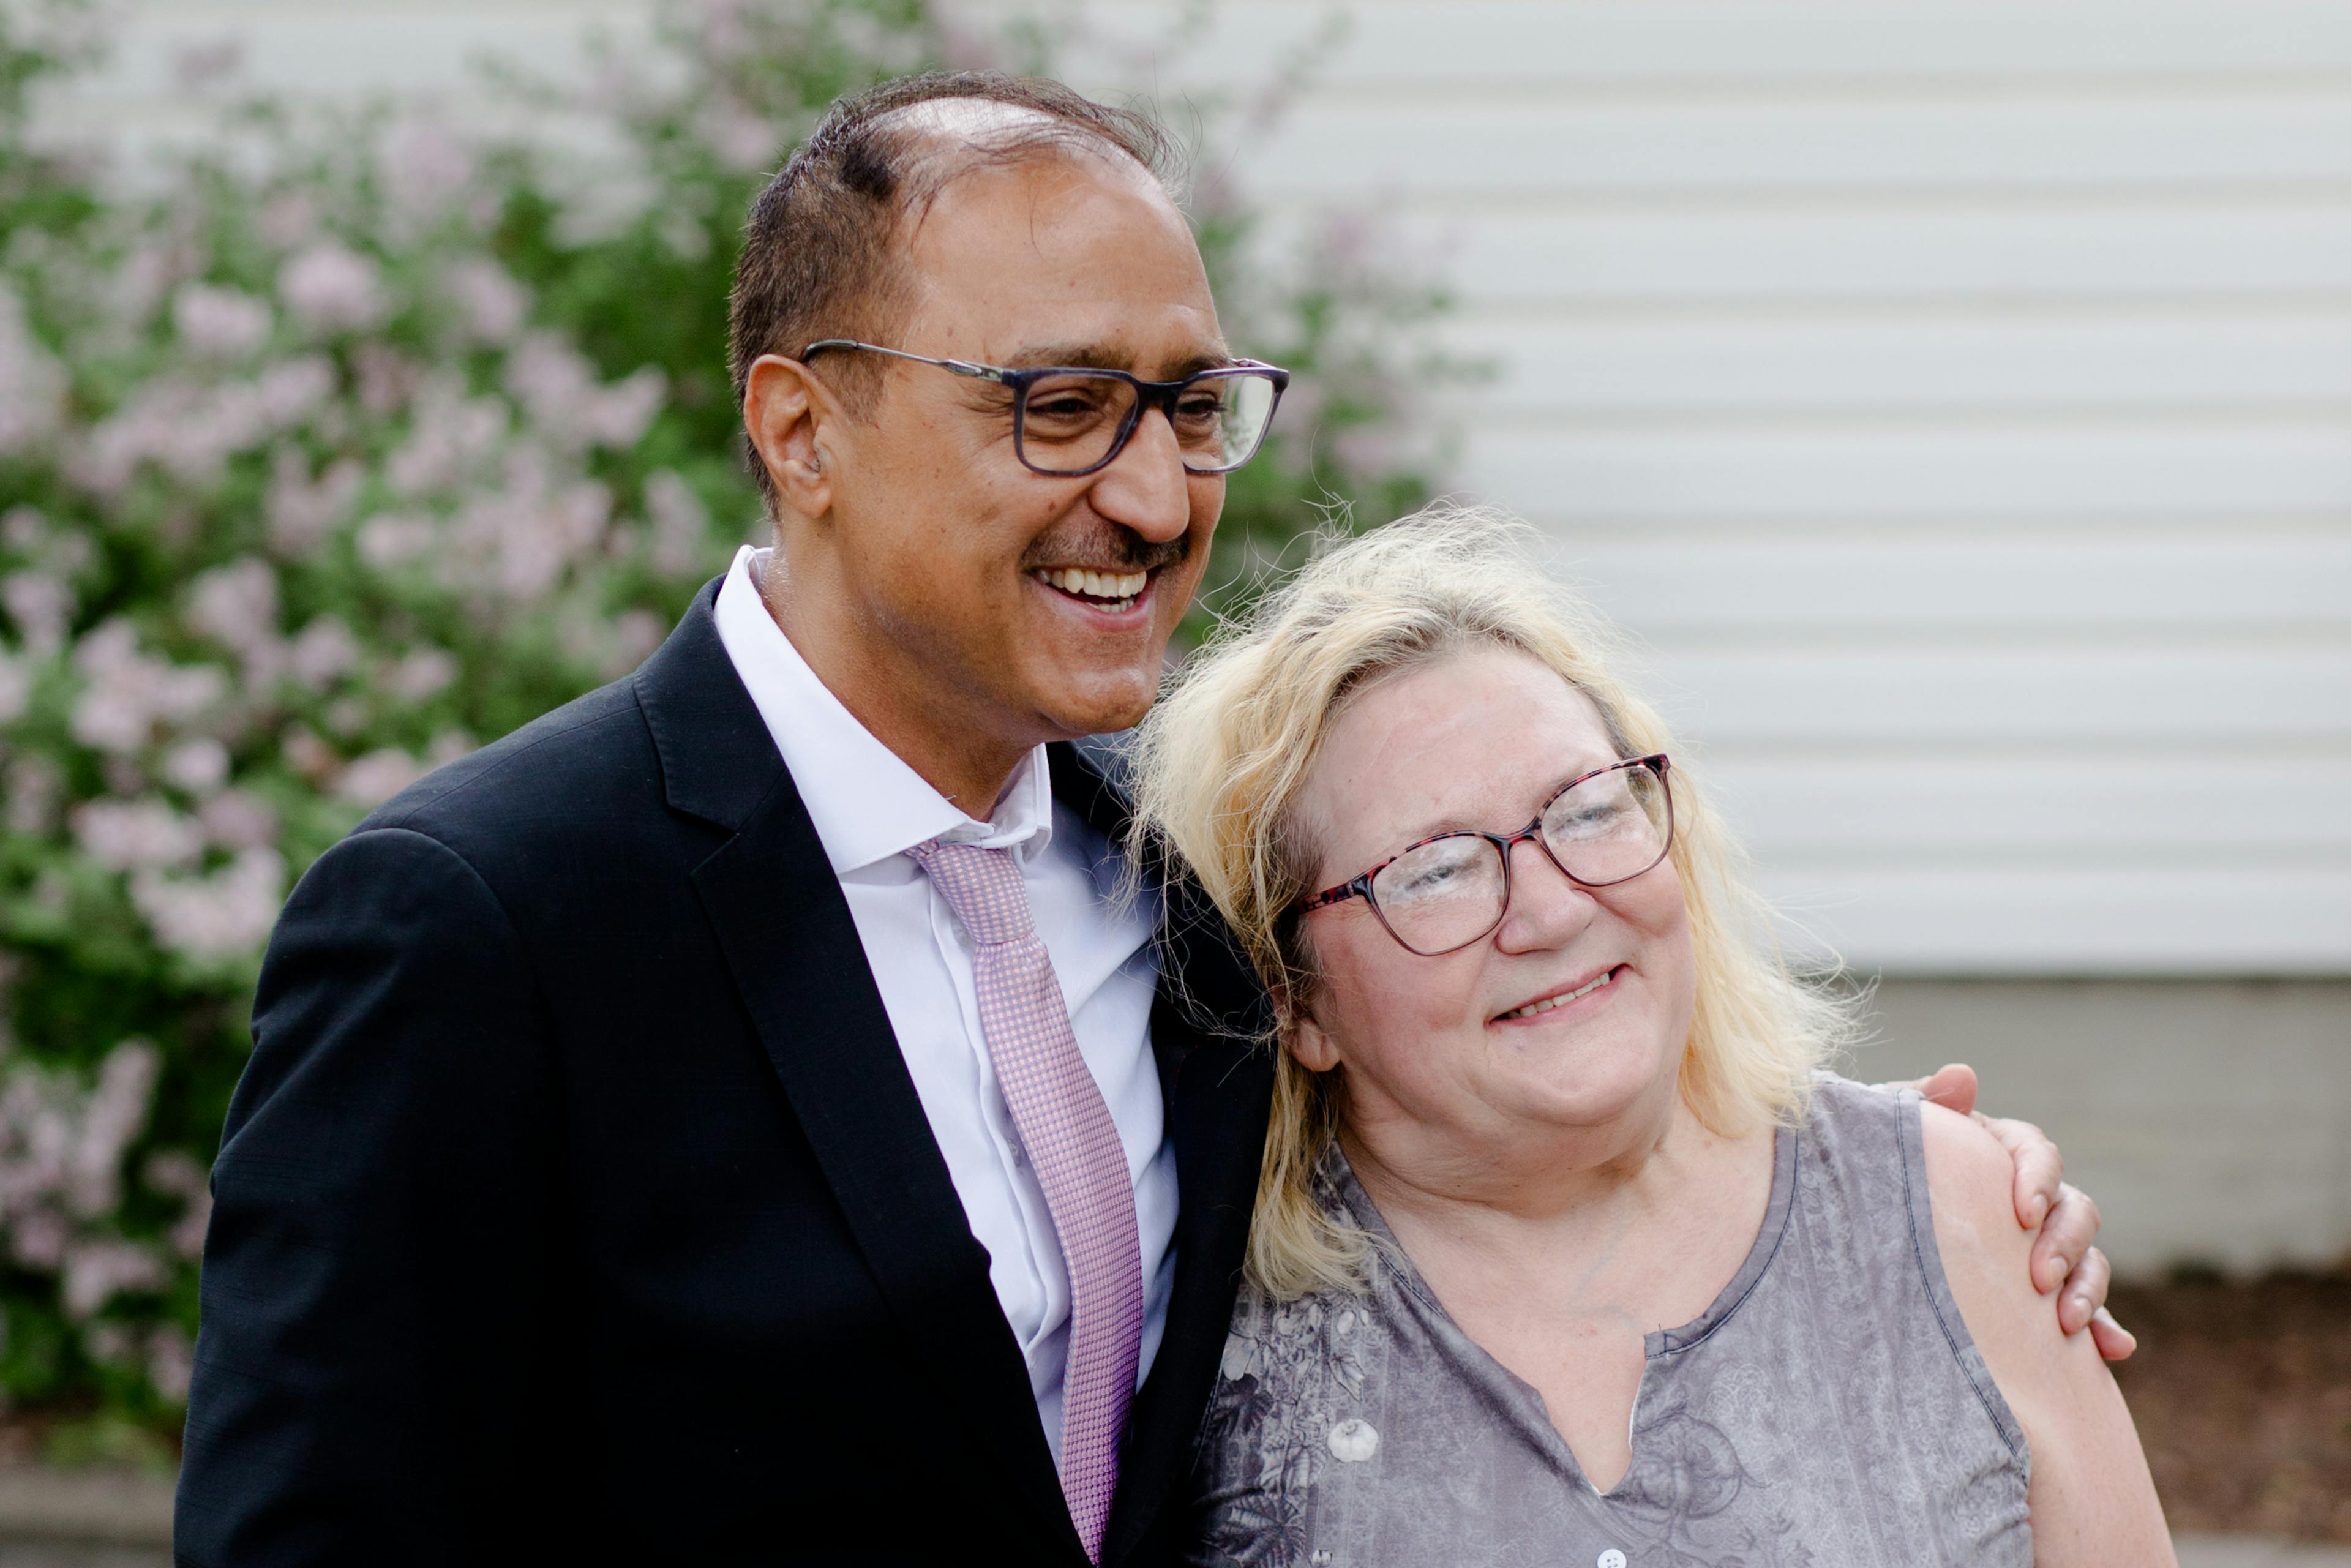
[174, 72, 2122, 1567]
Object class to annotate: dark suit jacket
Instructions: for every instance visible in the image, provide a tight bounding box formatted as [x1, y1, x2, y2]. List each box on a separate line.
[174, 582, 1275, 1567]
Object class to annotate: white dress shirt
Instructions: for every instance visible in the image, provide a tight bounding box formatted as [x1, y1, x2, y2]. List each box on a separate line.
[711, 546, 1176, 1462]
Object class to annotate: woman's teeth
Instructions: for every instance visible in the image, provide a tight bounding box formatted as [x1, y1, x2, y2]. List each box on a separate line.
[1036, 567, 1147, 611]
[1499, 967, 1617, 1020]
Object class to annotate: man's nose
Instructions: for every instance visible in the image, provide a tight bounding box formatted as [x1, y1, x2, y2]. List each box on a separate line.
[1493, 836, 1600, 953]
[1085, 405, 1194, 541]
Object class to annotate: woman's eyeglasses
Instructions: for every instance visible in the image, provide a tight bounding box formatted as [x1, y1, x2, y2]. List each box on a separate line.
[1295, 756, 1674, 957]
[799, 340, 1290, 477]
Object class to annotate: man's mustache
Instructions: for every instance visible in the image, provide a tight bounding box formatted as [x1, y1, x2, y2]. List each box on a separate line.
[1019, 527, 1189, 575]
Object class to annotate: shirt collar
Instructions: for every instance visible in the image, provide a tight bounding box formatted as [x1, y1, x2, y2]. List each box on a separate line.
[711, 545, 1056, 876]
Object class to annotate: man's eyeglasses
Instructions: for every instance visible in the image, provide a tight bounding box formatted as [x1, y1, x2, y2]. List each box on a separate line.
[800, 340, 1291, 477]
[1294, 756, 1675, 957]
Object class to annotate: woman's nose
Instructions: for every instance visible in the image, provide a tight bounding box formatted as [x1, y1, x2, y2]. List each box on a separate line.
[1493, 836, 1600, 953]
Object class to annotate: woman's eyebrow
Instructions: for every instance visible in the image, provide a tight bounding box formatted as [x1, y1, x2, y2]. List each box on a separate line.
[1385, 762, 1619, 844]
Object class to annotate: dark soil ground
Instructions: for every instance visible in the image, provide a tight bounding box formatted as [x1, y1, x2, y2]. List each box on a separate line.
[2110, 1263, 2351, 1540]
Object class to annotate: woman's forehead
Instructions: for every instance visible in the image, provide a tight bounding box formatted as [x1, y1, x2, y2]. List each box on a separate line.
[1305, 647, 1615, 857]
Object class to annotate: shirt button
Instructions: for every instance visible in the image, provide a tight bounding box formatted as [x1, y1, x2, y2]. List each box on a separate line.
[1599, 1551, 1627, 1568]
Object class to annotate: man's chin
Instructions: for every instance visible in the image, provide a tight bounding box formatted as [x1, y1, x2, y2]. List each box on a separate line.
[1030, 668, 1160, 741]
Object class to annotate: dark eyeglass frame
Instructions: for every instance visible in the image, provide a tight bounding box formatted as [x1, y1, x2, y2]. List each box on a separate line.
[799, 339, 1291, 477]
[1294, 754, 1675, 957]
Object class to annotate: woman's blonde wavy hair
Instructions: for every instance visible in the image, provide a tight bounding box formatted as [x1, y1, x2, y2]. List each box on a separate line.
[1127, 505, 1857, 1301]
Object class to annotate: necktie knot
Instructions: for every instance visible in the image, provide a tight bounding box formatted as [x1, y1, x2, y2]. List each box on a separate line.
[909, 838, 1034, 946]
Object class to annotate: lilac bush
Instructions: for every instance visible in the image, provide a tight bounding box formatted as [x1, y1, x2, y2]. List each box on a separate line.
[0, 0, 1447, 1429]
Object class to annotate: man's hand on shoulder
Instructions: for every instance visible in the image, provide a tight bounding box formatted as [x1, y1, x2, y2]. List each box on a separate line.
[1898, 1062, 2135, 1364]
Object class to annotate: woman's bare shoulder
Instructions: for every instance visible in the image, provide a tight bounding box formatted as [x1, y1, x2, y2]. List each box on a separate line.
[1918, 1099, 2177, 1566]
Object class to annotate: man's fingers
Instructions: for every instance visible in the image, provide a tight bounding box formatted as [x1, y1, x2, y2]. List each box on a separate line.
[2088, 1306, 2139, 1363]
[2031, 1183, 2101, 1296]
[1911, 1062, 1978, 1117]
[2054, 1242, 2113, 1335]
[1979, 1113, 2062, 1231]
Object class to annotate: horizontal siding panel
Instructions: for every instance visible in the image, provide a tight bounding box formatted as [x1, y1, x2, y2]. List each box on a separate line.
[1467, 425, 2351, 519]
[1441, 206, 2351, 306]
[1755, 866, 2351, 972]
[1253, 97, 2351, 198]
[1453, 314, 2351, 414]
[1635, 645, 2351, 743]
[1557, 541, 2351, 631]
[1068, 2, 2351, 88]
[1700, 754, 2351, 855]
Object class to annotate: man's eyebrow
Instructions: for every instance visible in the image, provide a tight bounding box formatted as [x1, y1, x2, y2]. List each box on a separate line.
[997, 342, 1238, 376]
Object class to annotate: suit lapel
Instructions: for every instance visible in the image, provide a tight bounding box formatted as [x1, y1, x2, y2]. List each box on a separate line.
[639, 591, 1084, 1560]
[1049, 744, 1277, 1566]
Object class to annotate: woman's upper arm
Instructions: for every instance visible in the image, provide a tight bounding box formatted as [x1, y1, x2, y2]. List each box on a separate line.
[1919, 1100, 2177, 1567]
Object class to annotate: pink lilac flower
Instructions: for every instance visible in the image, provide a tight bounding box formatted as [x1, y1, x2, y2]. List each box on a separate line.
[143, 1152, 214, 1262]
[587, 366, 666, 450]
[608, 609, 666, 676]
[259, 189, 318, 250]
[257, 354, 336, 426]
[694, 96, 779, 173]
[62, 1239, 167, 1319]
[383, 118, 473, 219]
[287, 617, 359, 689]
[171, 283, 272, 360]
[146, 1324, 195, 1401]
[67, 1040, 159, 1219]
[356, 512, 439, 570]
[130, 846, 286, 964]
[643, 469, 711, 578]
[71, 798, 204, 872]
[354, 343, 423, 416]
[442, 258, 530, 345]
[265, 449, 363, 556]
[279, 723, 337, 783]
[279, 242, 387, 333]
[427, 729, 476, 767]
[3, 571, 74, 656]
[1, 505, 44, 550]
[161, 738, 230, 795]
[6, 758, 61, 835]
[71, 621, 228, 755]
[386, 377, 506, 495]
[197, 789, 277, 852]
[384, 647, 457, 702]
[0, 283, 66, 456]
[0, 653, 29, 726]
[76, 376, 277, 493]
[501, 332, 598, 443]
[186, 557, 280, 658]
[336, 749, 425, 809]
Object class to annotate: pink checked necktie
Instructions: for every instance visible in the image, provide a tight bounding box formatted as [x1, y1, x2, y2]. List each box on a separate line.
[910, 838, 1144, 1563]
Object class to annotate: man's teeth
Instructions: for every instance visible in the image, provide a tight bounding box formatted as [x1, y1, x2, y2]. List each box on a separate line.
[1501, 968, 1617, 1020]
[1038, 567, 1149, 603]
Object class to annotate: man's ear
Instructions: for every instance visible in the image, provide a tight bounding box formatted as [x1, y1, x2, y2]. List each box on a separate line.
[1276, 983, 1342, 1074]
[743, 354, 838, 520]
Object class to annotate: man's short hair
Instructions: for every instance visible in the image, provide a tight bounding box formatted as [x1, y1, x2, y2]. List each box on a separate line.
[727, 71, 1179, 510]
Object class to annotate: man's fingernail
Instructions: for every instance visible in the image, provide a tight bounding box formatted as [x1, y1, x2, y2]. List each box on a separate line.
[2029, 1195, 2049, 1226]
[2071, 1294, 2093, 1322]
[2040, 1258, 2065, 1292]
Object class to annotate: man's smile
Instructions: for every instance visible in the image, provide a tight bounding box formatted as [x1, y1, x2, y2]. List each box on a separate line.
[1031, 565, 1153, 614]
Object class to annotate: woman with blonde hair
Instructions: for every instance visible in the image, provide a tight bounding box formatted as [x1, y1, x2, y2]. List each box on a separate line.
[1130, 507, 2172, 1566]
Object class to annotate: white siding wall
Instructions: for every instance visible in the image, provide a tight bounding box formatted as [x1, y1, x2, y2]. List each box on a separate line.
[60, 0, 2351, 978]
[1111, 0, 2351, 977]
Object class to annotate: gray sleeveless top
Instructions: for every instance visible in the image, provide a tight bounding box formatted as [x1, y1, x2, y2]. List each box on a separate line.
[1185, 1077, 2031, 1567]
